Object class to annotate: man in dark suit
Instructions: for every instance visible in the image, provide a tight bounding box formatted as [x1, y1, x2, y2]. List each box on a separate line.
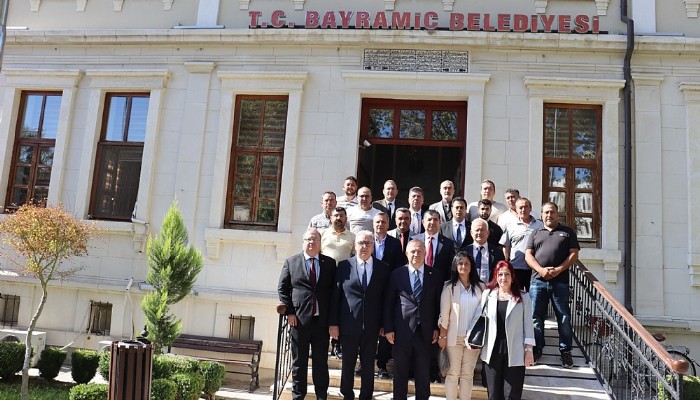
[412, 210, 455, 281]
[371, 212, 404, 378]
[439, 197, 472, 252]
[372, 212, 404, 270]
[466, 218, 505, 284]
[278, 228, 336, 400]
[388, 207, 412, 256]
[330, 231, 390, 400]
[384, 240, 443, 400]
[373, 180, 408, 230]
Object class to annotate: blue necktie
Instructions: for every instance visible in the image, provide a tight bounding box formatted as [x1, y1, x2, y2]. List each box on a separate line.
[361, 262, 368, 291]
[455, 224, 462, 246]
[413, 270, 422, 303]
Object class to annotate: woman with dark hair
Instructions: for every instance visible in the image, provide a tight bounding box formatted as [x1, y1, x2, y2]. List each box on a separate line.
[470, 260, 535, 400]
[437, 251, 485, 400]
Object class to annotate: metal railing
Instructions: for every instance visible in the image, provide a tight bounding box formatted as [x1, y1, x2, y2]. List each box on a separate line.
[273, 304, 293, 400]
[570, 261, 688, 399]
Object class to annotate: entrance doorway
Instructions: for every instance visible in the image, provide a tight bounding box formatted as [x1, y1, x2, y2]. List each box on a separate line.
[357, 99, 467, 205]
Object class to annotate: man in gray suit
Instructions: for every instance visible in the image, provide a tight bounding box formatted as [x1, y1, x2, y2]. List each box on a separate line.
[278, 229, 337, 400]
[428, 180, 455, 223]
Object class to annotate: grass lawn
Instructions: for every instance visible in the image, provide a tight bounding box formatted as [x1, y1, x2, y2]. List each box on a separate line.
[0, 377, 73, 400]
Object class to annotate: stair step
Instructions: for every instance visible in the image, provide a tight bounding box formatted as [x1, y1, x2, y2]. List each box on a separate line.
[278, 382, 489, 400]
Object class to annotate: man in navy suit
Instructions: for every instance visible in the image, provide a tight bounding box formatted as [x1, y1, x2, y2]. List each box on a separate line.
[372, 212, 405, 270]
[384, 240, 443, 400]
[278, 228, 336, 400]
[439, 197, 472, 252]
[412, 210, 456, 281]
[467, 218, 506, 283]
[330, 231, 390, 400]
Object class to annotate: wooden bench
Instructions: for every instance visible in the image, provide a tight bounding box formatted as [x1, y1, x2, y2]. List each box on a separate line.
[171, 334, 262, 392]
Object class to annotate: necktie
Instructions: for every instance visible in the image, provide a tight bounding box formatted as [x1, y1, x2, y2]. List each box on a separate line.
[455, 224, 462, 246]
[361, 262, 368, 291]
[413, 270, 422, 303]
[399, 231, 406, 252]
[444, 203, 452, 221]
[309, 258, 317, 315]
[388, 202, 394, 218]
[426, 237, 434, 266]
[476, 246, 486, 282]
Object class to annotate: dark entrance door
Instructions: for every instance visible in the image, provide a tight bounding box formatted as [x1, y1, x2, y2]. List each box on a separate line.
[356, 99, 467, 205]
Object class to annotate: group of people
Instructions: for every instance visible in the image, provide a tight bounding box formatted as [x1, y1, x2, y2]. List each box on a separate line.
[278, 176, 580, 400]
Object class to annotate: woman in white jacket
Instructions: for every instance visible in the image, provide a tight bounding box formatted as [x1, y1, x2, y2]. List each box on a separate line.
[472, 260, 535, 400]
[438, 251, 485, 400]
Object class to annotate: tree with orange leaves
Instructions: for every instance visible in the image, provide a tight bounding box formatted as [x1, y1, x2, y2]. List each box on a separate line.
[0, 204, 96, 400]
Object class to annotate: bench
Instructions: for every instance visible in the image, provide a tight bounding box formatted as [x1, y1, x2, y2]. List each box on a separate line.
[171, 334, 263, 392]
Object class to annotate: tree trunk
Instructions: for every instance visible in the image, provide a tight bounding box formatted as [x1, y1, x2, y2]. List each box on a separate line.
[21, 282, 49, 400]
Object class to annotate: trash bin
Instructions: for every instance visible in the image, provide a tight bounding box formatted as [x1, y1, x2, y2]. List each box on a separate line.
[108, 340, 153, 400]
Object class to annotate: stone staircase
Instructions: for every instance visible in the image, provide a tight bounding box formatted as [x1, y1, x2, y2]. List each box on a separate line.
[278, 320, 609, 399]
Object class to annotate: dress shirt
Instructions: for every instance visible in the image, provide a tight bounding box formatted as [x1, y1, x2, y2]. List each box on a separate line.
[424, 235, 436, 265]
[374, 235, 386, 260]
[453, 220, 466, 244]
[457, 283, 481, 335]
[356, 256, 374, 284]
[473, 243, 489, 283]
[303, 253, 320, 315]
[409, 265, 424, 288]
[410, 210, 422, 234]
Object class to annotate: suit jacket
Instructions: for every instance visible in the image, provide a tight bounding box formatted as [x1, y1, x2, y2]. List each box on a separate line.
[373, 198, 409, 229]
[429, 201, 452, 223]
[487, 220, 504, 249]
[465, 243, 505, 283]
[374, 234, 406, 270]
[329, 257, 390, 336]
[384, 265, 443, 343]
[388, 228, 412, 255]
[470, 289, 535, 367]
[278, 253, 336, 327]
[408, 208, 426, 234]
[439, 220, 473, 251]
[410, 232, 456, 281]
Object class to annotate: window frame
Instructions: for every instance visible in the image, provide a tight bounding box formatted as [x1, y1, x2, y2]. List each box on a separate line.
[87, 301, 112, 336]
[88, 92, 150, 221]
[359, 98, 467, 146]
[542, 103, 602, 246]
[0, 294, 20, 328]
[224, 95, 288, 230]
[4, 91, 62, 210]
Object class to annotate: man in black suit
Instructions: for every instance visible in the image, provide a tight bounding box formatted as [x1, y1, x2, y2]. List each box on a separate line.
[372, 212, 404, 270]
[371, 212, 404, 378]
[412, 210, 456, 281]
[373, 180, 408, 230]
[330, 231, 390, 400]
[388, 207, 412, 256]
[278, 228, 336, 400]
[466, 218, 505, 284]
[439, 196, 472, 252]
[384, 240, 443, 400]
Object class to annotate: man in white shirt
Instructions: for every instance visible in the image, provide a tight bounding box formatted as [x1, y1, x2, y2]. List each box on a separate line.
[336, 176, 359, 209]
[346, 187, 380, 234]
[428, 180, 455, 223]
[308, 191, 337, 232]
[408, 186, 426, 235]
[499, 197, 543, 291]
[467, 180, 508, 223]
[497, 188, 520, 229]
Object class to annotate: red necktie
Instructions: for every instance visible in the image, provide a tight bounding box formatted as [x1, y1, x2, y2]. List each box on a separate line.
[426, 237, 434, 266]
[309, 258, 317, 315]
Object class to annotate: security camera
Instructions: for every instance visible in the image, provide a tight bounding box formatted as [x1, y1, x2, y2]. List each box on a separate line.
[363, 140, 371, 148]
[125, 277, 134, 291]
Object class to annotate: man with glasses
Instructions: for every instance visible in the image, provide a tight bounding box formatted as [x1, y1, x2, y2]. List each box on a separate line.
[278, 229, 337, 400]
[330, 231, 390, 400]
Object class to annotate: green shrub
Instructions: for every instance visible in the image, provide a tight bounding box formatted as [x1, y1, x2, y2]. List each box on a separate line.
[151, 378, 178, 400]
[68, 383, 108, 400]
[152, 354, 199, 379]
[199, 361, 226, 398]
[0, 342, 25, 380]
[97, 349, 110, 381]
[657, 374, 700, 400]
[37, 347, 68, 381]
[171, 372, 205, 400]
[71, 349, 99, 384]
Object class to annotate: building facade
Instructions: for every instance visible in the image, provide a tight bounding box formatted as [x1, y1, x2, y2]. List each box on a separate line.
[0, 0, 699, 372]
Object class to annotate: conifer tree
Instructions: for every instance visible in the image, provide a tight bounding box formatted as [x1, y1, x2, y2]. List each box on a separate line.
[141, 201, 203, 352]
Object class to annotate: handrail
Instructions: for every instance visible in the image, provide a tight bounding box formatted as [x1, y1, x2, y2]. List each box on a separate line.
[272, 304, 292, 400]
[570, 260, 686, 399]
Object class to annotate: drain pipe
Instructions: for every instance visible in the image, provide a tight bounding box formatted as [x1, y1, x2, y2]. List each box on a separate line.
[621, 0, 634, 313]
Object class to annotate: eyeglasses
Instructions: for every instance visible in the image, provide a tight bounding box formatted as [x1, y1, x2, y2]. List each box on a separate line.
[303, 237, 320, 242]
[356, 241, 372, 246]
